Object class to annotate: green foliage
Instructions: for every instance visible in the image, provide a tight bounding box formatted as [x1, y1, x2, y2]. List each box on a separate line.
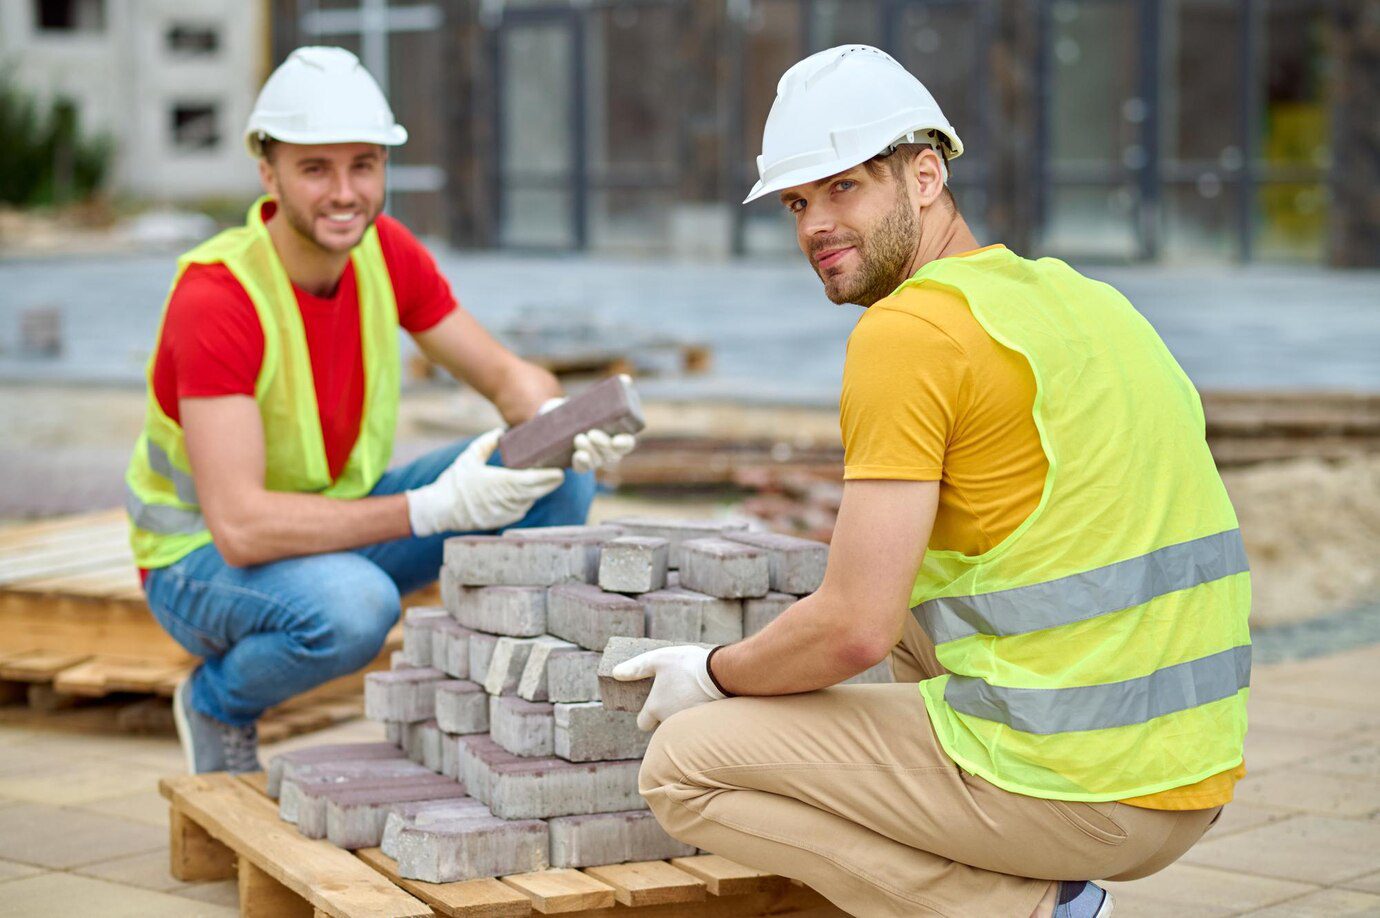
[0, 73, 112, 207]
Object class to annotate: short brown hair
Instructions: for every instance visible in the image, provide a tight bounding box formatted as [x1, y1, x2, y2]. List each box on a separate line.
[863, 144, 956, 211]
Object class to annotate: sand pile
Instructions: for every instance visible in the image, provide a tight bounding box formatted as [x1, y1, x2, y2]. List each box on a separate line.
[1224, 455, 1380, 627]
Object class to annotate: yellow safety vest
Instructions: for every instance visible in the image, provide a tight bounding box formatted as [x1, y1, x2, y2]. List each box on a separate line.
[902, 247, 1250, 802]
[125, 196, 401, 569]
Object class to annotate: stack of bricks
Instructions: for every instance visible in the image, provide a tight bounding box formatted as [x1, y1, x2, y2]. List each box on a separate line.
[270, 519, 880, 884]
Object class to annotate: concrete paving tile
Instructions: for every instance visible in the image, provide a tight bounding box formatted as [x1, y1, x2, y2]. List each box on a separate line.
[1208, 801, 1295, 838]
[1183, 814, 1380, 885]
[1102, 886, 1236, 918]
[1242, 724, 1351, 773]
[0, 802, 165, 869]
[1254, 647, 1380, 711]
[1104, 863, 1317, 915]
[0, 858, 44, 883]
[1342, 871, 1380, 895]
[80, 788, 171, 829]
[1235, 767, 1380, 818]
[1239, 887, 1380, 916]
[75, 848, 188, 892]
[0, 871, 237, 917]
[1247, 694, 1380, 739]
[172, 879, 239, 909]
[0, 757, 167, 806]
[1299, 742, 1380, 780]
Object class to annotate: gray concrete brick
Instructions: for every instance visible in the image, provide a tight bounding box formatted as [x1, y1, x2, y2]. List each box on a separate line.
[844, 660, 893, 685]
[325, 780, 469, 849]
[296, 775, 454, 839]
[596, 637, 712, 713]
[603, 517, 749, 567]
[381, 797, 492, 859]
[516, 637, 581, 701]
[642, 588, 743, 643]
[435, 680, 488, 735]
[743, 591, 794, 637]
[281, 762, 447, 828]
[457, 735, 645, 819]
[547, 582, 644, 651]
[483, 635, 546, 695]
[402, 608, 449, 666]
[364, 668, 446, 723]
[429, 619, 472, 677]
[443, 534, 597, 587]
[266, 742, 401, 798]
[725, 531, 829, 595]
[385, 721, 403, 745]
[598, 537, 669, 594]
[554, 702, 649, 762]
[390, 651, 417, 670]
[548, 811, 696, 868]
[467, 632, 498, 687]
[544, 648, 603, 703]
[503, 525, 624, 541]
[449, 585, 547, 637]
[498, 375, 645, 469]
[278, 758, 424, 821]
[394, 812, 548, 883]
[489, 695, 555, 758]
[403, 719, 442, 770]
[678, 537, 770, 599]
[440, 732, 461, 779]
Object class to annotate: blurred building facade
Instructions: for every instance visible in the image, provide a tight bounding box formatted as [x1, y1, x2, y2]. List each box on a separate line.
[1, 0, 266, 201]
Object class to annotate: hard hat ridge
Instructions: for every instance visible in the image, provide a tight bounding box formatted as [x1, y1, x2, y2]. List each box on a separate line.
[744, 44, 963, 204]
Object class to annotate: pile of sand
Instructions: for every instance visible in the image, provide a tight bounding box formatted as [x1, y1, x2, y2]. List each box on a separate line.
[1224, 455, 1380, 627]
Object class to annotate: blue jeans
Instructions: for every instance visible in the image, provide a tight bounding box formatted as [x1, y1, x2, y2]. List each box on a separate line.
[145, 438, 596, 726]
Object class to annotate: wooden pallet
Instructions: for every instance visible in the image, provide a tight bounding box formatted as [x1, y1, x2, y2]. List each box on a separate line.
[161, 772, 844, 918]
[0, 511, 421, 741]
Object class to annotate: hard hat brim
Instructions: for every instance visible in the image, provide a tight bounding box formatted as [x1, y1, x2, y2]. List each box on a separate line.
[245, 124, 409, 158]
[742, 131, 963, 204]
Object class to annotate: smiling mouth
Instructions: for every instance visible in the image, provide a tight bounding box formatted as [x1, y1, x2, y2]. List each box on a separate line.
[324, 212, 361, 225]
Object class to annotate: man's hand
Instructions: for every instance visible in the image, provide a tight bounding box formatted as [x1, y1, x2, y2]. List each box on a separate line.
[405, 429, 564, 537]
[612, 645, 726, 731]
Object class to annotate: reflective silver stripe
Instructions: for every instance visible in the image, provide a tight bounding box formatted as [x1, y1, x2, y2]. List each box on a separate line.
[125, 486, 206, 536]
[944, 644, 1251, 735]
[914, 529, 1249, 645]
[146, 439, 200, 506]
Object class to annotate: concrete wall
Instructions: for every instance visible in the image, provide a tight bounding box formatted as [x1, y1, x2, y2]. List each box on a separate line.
[1, 0, 267, 201]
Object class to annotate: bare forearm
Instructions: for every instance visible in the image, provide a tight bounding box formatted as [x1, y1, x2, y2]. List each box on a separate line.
[492, 361, 561, 427]
[710, 591, 894, 695]
[211, 490, 411, 567]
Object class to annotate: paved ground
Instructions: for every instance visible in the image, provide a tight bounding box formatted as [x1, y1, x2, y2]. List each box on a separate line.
[0, 643, 1376, 916]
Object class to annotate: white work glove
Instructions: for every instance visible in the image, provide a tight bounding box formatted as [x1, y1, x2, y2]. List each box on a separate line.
[612, 645, 727, 731]
[405, 428, 565, 537]
[537, 384, 638, 475]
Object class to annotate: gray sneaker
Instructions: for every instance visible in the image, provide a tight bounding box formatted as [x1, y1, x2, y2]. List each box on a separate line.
[172, 678, 263, 774]
[1053, 881, 1113, 918]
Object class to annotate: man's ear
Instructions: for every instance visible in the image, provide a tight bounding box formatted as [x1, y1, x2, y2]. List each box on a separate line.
[257, 157, 276, 196]
[909, 147, 948, 208]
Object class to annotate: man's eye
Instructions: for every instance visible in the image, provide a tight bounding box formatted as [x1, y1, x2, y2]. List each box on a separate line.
[835, 180, 855, 192]
[788, 200, 805, 214]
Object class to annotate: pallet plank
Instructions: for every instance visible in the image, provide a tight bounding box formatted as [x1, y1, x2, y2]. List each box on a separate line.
[0, 651, 91, 681]
[169, 807, 237, 882]
[501, 869, 616, 914]
[582, 861, 705, 907]
[160, 774, 430, 918]
[669, 855, 790, 897]
[357, 847, 533, 918]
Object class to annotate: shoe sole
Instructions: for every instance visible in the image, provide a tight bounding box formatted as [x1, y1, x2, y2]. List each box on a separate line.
[171, 679, 199, 775]
[1096, 891, 1115, 917]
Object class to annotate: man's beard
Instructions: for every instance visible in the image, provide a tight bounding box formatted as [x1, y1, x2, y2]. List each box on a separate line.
[280, 196, 377, 253]
[817, 187, 918, 307]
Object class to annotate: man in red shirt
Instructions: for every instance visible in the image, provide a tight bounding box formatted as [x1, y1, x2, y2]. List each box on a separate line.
[127, 47, 632, 774]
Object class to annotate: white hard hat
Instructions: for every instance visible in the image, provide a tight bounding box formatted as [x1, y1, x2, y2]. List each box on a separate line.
[743, 45, 963, 204]
[244, 46, 408, 157]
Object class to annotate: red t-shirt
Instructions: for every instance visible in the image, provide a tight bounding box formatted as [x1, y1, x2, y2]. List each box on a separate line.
[151, 202, 456, 480]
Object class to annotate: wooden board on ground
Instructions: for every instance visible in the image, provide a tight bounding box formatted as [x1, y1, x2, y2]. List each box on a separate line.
[171, 770, 845, 917]
[160, 773, 431, 918]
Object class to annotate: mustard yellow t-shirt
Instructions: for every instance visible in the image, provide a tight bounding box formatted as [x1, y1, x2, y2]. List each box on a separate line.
[840, 244, 1241, 811]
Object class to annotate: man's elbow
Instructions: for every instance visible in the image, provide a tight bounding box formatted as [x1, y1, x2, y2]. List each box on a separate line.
[833, 628, 896, 674]
[207, 515, 262, 568]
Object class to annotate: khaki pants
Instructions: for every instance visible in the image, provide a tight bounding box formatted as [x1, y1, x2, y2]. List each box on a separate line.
[640, 614, 1221, 916]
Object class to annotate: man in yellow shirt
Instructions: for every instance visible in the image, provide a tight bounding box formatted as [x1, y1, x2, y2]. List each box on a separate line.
[616, 46, 1249, 917]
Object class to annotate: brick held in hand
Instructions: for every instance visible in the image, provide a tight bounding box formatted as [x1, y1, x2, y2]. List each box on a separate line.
[498, 375, 646, 470]
[596, 636, 714, 714]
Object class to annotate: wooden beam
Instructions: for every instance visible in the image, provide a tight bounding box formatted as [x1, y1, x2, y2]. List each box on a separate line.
[170, 807, 236, 882]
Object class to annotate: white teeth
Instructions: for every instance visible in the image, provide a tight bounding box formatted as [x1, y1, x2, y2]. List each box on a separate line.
[326, 213, 357, 223]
